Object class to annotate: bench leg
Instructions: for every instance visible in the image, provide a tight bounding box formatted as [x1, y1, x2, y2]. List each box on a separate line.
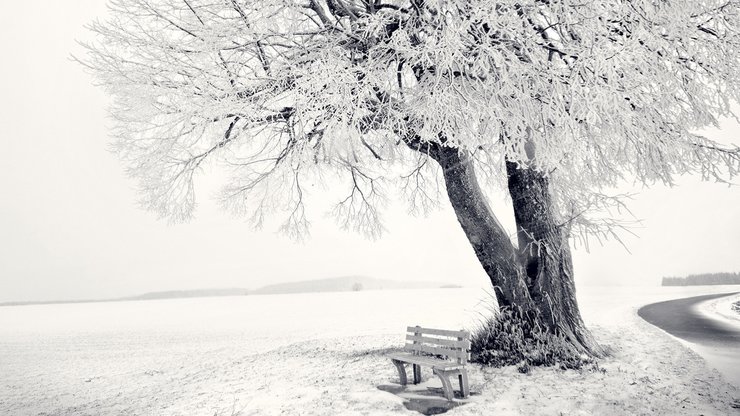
[413, 364, 421, 384]
[458, 369, 469, 398]
[433, 369, 455, 401]
[391, 359, 407, 386]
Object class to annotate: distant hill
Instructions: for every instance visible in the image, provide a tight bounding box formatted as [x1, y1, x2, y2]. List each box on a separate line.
[0, 289, 250, 307]
[252, 275, 451, 295]
[0, 276, 460, 306]
[127, 288, 250, 300]
[662, 272, 740, 286]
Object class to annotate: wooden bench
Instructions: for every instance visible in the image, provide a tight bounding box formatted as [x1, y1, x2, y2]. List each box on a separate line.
[387, 326, 470, 401]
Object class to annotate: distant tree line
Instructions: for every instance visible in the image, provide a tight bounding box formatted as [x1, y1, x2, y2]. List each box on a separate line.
[662, 272, 740, 286]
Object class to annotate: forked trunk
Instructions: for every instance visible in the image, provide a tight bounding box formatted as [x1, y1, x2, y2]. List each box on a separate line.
[431, 147, 602, 357]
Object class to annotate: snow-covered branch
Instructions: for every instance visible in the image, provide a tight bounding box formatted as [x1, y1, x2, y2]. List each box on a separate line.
[83, 0, 740, 239]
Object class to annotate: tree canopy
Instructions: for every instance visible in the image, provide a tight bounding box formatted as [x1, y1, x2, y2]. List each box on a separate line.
[84, 0, 740, 243]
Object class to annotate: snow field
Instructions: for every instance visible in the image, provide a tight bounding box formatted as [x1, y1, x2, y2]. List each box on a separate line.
[1, 286, 739, 415]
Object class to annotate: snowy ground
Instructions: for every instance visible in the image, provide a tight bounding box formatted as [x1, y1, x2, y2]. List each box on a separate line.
[1, 286, 739, 415]
[689, 292, 740, 388]
[703, 292, 740, 327]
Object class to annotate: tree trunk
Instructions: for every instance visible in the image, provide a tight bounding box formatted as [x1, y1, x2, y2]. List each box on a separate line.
[431, 147, 602, 357]
[505, 160, 602, 356]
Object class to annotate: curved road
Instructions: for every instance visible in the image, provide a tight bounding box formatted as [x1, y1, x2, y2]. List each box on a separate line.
[638, 292, 740, 347]
[638, 292, 740, 389]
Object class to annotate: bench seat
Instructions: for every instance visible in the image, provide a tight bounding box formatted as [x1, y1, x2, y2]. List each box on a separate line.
[387, 352, 465, 371]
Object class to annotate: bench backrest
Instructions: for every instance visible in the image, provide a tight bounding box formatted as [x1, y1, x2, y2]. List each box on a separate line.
[403, 326, 471, 364]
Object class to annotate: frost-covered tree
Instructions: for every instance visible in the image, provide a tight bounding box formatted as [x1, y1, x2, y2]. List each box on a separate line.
[83, 0, 740, 359]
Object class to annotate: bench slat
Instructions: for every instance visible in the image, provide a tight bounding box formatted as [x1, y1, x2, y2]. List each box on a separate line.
[388, 352, 465, 370]
[406, 326, 469, 338]
[406, 334, 471, 349]
[404, 343, 468, 361]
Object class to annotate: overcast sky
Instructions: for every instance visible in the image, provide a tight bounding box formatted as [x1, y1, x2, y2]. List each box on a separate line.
[1, 2, 739, 303]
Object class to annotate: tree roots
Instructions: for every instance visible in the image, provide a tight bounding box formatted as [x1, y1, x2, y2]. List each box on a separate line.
[470, 308, 602, 371]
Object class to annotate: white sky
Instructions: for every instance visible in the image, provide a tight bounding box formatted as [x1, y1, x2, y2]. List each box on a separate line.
[0, 2, 739, 302]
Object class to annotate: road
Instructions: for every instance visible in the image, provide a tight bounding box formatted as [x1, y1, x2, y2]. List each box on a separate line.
[638, 292, 740, 388]
[638, 292, 740, 346]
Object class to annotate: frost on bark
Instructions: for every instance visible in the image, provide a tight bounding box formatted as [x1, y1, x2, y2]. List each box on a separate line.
[83, 1, 740, 361]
